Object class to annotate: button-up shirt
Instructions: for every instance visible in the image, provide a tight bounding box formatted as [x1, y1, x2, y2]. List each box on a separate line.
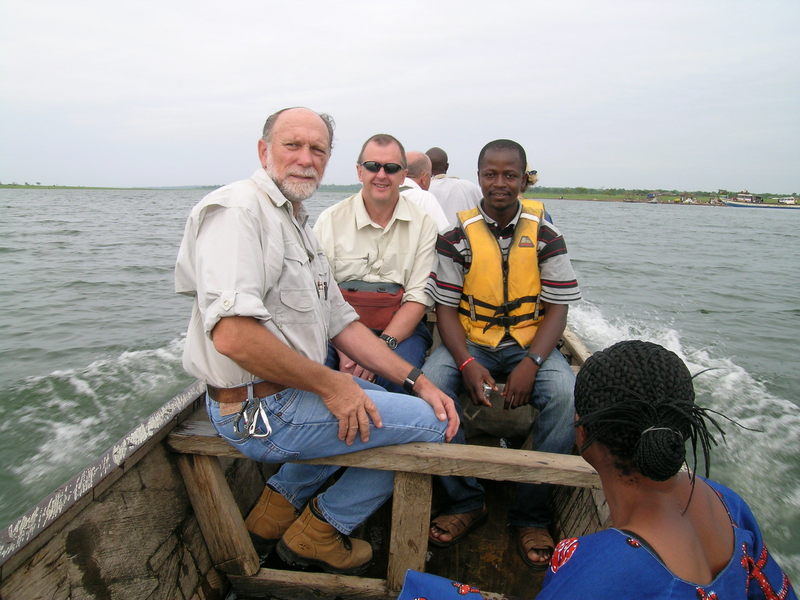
[175, 168, 357, 387]
[399, 178, 450, 232]
[313, 191, 437, 307]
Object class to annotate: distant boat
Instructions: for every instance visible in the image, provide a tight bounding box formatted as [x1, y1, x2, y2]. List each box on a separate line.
[723, 200, 800, 209]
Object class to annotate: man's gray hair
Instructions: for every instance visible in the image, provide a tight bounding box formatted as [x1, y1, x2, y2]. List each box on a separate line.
[261, 107, 335, 150]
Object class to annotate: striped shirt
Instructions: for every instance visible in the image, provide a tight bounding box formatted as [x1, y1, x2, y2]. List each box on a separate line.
[426, 202, 581, 309]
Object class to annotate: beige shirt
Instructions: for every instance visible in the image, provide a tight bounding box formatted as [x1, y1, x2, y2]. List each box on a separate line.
[313, 191, 437, 308]
[175, 168, 357, 387]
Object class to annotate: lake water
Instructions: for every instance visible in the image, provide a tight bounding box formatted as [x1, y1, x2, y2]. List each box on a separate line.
[1, 187, 798, 579]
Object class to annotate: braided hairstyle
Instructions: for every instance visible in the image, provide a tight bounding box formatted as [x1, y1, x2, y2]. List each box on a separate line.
[575, 340, 724, 482]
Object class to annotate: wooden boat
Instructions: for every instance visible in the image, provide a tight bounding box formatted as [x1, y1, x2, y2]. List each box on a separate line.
[0, 329, 606, 600]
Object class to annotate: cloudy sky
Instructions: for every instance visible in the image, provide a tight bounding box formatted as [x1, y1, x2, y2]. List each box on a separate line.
[1, 1, 798, 193]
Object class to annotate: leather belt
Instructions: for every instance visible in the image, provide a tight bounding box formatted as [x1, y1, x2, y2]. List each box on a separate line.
[207, 381, 287, 403]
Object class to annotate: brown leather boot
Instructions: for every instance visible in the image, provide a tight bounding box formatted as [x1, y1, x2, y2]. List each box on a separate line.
[276, 498, 372, 574]
[244, 486, 298, 554]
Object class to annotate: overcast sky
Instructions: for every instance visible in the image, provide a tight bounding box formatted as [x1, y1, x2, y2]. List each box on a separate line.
[1, 1, 798, 192]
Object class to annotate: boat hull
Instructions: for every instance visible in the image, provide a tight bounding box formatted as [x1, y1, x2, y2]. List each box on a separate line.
[723, 200, 800, 209]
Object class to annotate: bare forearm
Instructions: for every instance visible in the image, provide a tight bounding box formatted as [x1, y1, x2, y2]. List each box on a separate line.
[333, 321, 416, 384]
[382, 301, 427, 342]
[211, 316, 338, 395]
[436, 304, 471, 365]
[528, 302, 568, 357]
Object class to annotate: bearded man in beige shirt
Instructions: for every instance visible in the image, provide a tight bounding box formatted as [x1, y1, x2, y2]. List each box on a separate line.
[176, 112, 457, 575]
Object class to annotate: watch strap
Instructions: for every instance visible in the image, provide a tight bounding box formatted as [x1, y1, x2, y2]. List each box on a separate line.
[403, 367, 422, 394]
[526, 352, 545, 367]
[379, 333, 398, 349]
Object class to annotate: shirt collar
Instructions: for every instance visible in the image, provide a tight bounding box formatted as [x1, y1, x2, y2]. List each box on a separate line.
[251, 168, 309, 225]
[477, 200, 521, 237]
[400, 177, 421, 191]
[354, 190, 415, 230]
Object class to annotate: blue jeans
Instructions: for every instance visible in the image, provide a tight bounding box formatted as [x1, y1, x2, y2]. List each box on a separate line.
[325, 320, 432, 394]
[206, 377, 446, 534]
[422, 341, 576, 528]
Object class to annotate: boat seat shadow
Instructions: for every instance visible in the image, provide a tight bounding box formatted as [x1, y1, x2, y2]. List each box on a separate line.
[166, 409, 601, 600]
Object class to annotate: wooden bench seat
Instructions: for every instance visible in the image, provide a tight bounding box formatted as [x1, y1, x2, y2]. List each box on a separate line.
[166, 409, 600, 599]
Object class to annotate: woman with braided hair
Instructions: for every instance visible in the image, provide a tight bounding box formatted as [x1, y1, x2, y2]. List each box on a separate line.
[537, 340, 795, 599]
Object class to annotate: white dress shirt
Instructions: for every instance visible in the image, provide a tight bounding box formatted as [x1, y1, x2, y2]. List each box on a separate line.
[428, 174, 483, 228]
[399, 178, 450, 232]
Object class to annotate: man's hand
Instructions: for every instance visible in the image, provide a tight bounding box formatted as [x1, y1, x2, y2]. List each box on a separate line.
[503, 359, 538, 409]
[459, 359, 494, 408]
[320, 370, 383, 445]
[413, 376, 461, 442]
[336, 349, 376, 383]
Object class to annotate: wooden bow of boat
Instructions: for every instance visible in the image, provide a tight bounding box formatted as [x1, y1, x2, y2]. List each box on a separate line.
[0, 328, 605, 600]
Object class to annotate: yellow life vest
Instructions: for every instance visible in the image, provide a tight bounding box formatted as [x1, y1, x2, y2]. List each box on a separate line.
[457, 199, 545, 348]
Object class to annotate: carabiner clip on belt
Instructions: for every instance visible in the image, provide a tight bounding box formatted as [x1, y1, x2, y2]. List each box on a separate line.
[232, 382, 273, 440]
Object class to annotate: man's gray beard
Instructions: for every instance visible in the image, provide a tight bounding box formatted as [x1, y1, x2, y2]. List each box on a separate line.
[265, 155, 320, 202]
[276, 178, 319, 203]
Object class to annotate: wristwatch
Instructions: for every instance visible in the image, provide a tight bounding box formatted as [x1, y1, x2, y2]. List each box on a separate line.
[379, 333, 398, 350]
[403, 367, 422, 395]
[526, 352, 545, 367]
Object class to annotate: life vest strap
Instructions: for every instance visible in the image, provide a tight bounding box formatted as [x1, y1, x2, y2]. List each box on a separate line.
[457, 306, 543, 331]
[463, 294, 539, 312]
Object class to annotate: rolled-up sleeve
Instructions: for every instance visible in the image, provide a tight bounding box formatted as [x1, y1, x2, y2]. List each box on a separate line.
[194, 204, 272, 336]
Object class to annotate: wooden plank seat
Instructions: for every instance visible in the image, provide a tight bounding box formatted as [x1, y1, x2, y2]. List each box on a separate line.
[167, 409, 600, 599]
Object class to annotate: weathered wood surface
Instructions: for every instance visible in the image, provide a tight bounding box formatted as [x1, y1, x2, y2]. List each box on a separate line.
[177, 454, 260, 576]
[0, 443, 229, 599]
[168, 422, 600, 490]
[386, 471, 431, 591]
[229, 569, 391, 599]
[228, 568, 511, 600]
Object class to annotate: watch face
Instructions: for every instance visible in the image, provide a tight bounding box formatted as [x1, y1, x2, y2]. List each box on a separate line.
[381, 334, 398, 349]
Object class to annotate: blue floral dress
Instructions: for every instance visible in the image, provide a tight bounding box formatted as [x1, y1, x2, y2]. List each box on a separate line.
[538, 478, 796, 599]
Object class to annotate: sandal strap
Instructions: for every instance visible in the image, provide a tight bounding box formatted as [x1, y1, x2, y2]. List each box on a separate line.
[431, 507, 486, 537]
[518, 527, 554, 552]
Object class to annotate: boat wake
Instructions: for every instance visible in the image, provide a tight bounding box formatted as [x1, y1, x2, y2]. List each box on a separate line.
[0, 337, 193, 528]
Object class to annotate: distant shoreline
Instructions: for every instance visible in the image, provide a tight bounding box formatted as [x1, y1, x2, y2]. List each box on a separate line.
[1, 183, 793, 205]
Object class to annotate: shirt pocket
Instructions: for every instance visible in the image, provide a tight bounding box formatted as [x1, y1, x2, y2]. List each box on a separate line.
[333, 254, 369, 281]
[276, 288, 316, 324]
[275, 243, 318, 324]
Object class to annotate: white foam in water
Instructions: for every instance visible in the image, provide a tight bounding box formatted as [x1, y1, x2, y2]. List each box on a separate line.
[570, 301, 800, 576]
[3, 337, 191, 508]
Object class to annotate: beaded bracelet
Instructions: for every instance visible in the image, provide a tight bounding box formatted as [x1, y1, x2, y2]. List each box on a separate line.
[458, 356, 476, 372]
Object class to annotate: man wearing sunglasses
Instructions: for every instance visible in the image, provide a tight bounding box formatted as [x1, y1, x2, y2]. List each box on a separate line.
[176, 111, 458, 576]
[314, 134, 438, 394]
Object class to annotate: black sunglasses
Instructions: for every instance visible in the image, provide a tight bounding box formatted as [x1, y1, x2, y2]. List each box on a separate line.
[360, 161, 404, 174]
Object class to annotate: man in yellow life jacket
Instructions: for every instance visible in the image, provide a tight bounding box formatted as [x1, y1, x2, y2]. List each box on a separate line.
[423, 139, 582, 570]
